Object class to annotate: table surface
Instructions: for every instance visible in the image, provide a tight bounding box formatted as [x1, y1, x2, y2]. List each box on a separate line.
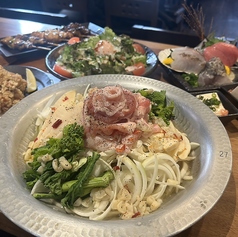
[0, 17, 238, 237]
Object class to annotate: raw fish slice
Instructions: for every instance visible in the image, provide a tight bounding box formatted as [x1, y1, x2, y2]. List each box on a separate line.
[203, 42, 238, 67]
[170, 47, 206, 74]
[198, 57, 231, 86]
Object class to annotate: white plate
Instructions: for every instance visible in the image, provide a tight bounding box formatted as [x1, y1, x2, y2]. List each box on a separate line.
[0, 75, 232, 237]
[158, 48, 181, 71]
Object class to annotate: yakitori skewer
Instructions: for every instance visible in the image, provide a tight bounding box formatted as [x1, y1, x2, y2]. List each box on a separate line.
[1, 37, 52, 50]
[0, 22, 94, 51]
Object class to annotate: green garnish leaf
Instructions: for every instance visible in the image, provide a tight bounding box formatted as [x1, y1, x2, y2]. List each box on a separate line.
[136, 89, 175, 125]
[182, 73, 199, 87]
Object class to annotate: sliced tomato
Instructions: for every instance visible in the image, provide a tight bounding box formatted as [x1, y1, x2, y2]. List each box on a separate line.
[133, 43, 146, 54]
[53, 63, 72, 78]
[68, 37, 80, 45]
[132, 62, 146, 76]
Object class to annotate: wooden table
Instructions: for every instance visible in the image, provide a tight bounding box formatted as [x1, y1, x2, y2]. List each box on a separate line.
[0, 17, 238, 237]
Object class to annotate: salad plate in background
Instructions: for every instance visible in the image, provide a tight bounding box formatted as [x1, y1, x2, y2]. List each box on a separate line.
[45, 27, 158, 80]
[0, 74, 232, 237]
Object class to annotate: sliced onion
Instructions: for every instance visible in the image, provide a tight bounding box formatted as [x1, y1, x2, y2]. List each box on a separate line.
[121, 155, 142, 203]
[134, 160, 147, 200]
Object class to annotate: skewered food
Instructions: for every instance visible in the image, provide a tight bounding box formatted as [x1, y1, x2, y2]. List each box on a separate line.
[0, 36, 52, 50]
[0, 23, 94, 51]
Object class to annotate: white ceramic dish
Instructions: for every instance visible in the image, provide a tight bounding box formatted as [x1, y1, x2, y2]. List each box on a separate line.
[0, 75, 232, 237]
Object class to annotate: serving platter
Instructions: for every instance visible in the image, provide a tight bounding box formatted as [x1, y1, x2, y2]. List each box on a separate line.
[158, 48, 238, 92]
[45, 43, 158, 80]
[0, 75, 232, 237]
[0, 22, 104, 61]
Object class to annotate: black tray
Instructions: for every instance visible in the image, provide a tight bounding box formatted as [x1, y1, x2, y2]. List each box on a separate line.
[191, 89, 238, 124]
[220, 84, 238, 104]
[159, 61, 238, 93]
[0, 22, 104, 62]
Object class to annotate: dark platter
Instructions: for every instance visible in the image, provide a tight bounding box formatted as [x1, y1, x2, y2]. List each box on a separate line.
[191, 89, 238, 124]
[158, 61, 238, 93]
[0, 22, 104, 61]
[3, 65, 55, 91]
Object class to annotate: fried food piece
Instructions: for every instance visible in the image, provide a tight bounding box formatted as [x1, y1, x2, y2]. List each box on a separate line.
[0, 65, 27, 115]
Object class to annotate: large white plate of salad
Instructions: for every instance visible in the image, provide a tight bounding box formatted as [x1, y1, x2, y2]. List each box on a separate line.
[0, 74, 232, 237]
[45, 27, 158, 80]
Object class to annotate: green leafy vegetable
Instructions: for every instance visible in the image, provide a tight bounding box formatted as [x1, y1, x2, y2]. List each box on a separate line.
[56, 27, 147, 76]
[32, 123, 84, 160]
[197, 93, 221, 111]
[23, 123, 114, 208]
[61, 170, 114, 197]
[61, 151, 101, 208]
[204, 33, 225, 47]
[136, 89, 175, 125]
[182, 73, 199, 87]
[33, 170, 114, 201]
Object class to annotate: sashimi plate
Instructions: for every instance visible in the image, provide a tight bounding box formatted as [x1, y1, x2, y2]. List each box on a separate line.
[158, 48, 238, 92]
[0, 75, 232, 237]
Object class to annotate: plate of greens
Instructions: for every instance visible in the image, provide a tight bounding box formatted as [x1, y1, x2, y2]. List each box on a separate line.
[45, 27, 158, 80]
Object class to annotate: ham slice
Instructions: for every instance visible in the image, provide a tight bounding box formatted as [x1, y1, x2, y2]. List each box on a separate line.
[203, 42, 238, 67]
[83, 85, 157, 153]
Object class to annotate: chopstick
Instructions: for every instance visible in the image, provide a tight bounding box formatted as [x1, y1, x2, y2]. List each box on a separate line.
[32, 45, 52, 50]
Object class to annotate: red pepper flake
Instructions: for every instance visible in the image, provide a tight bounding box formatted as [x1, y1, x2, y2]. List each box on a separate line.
[115, 144, 125, 154]
[52, 119, 62, 129]
[113, 166, 120, 171]
[34, 137, 38, 142]
[51, 107, 56, 112]
[132, 212, 141, 218]
[124, 184, 130, 192]
[62, 96, 69, 102]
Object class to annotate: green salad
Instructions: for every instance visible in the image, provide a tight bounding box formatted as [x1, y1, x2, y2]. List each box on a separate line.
[54, 27, 147, 78]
